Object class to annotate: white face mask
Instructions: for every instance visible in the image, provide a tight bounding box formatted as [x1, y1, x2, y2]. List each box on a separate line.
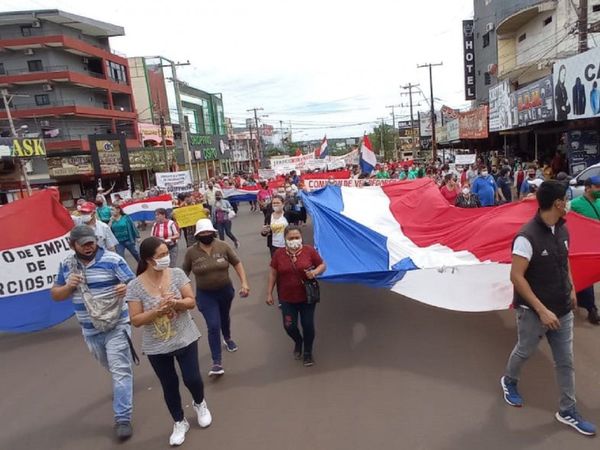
[153, 255, 170, 271]
[481, 171, 488, 177]
[286, 238, 303, 250]
[80, 214, 93, 223]
[273, 205, 283, 213]
[462, 188, 470, 195]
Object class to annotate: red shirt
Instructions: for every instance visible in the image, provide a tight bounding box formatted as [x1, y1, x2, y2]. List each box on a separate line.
[440, 185, 459, 205]
[270, 246, 324, 303]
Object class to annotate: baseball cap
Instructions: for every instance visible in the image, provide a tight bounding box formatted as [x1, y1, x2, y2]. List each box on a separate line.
[78, 201, 96, 214]
[69, 225, 97, 245]
[194, 218, 217, 236]
[584, 175, 600, 187]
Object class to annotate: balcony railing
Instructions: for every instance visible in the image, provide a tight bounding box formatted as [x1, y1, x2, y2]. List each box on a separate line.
[2, 98, 132, 113]
[2, 65, 106, 80]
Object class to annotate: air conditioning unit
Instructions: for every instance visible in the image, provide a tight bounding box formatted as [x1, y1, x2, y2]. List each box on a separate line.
[485, 22, 495, 33]
[82, 57, 89, 64]
[40, 120, 50, 127]
[42, 84, 53, 91]
[31, 20, 41, 28]
[23, 49, 35, 56]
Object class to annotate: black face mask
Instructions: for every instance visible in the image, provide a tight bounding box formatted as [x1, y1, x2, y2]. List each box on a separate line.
[76, 249, 97, 262]
[197, 234, 215, 245]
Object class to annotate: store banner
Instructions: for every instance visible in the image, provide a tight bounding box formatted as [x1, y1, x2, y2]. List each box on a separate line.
[463, 20, 476, 100]
[189, 134, 230, 160]
[88, 134, 129, 177]
[458, 106, 488, 139]
[553, 46, 600, 121]
[138, 122, 174, 146]
[0, 137, 46, 158]
[566, 130, 600, 175]
[511, 75, 554, 127]
[47, 155, 93, 177]
[489, 80, 513, 132]
[447, 119, 460, 142]
[436, 124, 448, 144]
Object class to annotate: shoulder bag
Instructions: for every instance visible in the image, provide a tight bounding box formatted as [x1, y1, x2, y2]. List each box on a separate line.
[289, 251, 320, 304]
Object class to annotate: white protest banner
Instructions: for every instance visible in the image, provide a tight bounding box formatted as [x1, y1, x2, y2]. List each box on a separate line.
[156, 171, 192, 188]
[258, 169, 276, 180]
[111, 190, 131, 202]
[304, 178, 400, 191]
[327, 159, 346, 170]
[306, 159, 328, 171]
[269, 152, 315, 170]
[454, 154, 477, 165]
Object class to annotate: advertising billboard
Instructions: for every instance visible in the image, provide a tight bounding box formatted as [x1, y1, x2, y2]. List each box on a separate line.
[511, 75, 554, 127]
[489, 79, 513, 132]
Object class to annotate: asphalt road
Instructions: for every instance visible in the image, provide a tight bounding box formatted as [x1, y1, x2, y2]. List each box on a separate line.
[2, 206, 600, 450]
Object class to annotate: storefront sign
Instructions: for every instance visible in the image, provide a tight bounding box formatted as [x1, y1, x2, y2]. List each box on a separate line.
[128, 149, 174, 171]
[553, 46, 600, 121]
[458, 106, 488, 139]
[138, 122, 174, 146]
[88, 134, 130, 177]
[47, 155, 93, 177]
[463, 20, 476, 100]
[447, 119, 460, 142]
[0, 137, 46, 158]
[489, 79, 513, 132]
[436, 124, 448, 144]
[566, 130, 600, 174]
[189, 134, 229, 160]
[511, 75, 554, 127]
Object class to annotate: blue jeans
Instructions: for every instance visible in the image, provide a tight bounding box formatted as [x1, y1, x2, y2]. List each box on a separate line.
[504, 308, 575, 411]
[116, 240, 140, 262]
[280, 301, 316, 355]
[196, 284, 235, 365]
[215, 221, 238, 244]
[84, 324, 134, 423]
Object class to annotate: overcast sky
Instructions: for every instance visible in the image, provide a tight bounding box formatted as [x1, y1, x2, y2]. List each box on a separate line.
[2, 0, 474, 140]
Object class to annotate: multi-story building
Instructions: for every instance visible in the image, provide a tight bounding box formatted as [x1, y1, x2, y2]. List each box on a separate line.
[0, 10, 138, 204]
[473, 0, 600, 103]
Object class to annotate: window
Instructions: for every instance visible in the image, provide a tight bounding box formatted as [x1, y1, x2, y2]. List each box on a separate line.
[484, 72, 492, 85]
[27, 60, 43, 72]
[579, 166, 600, 183]
[593, 4, 600, 13]
[518, 33, 527, 43]
[543, 16, 553, 26]
[0, 63, 5, 75]
[483, 32, 490, 48]
[35, 94, 50, 106]
[21, 26, 32, 36]
[105, 61, 127, 84]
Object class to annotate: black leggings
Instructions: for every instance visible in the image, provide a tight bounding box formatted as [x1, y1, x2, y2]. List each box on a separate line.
[147, 341, 205, 422]
[280, 302, 316, 355]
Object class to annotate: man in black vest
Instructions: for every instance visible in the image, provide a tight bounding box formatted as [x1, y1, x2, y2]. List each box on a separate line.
[500, 180, 596, 436]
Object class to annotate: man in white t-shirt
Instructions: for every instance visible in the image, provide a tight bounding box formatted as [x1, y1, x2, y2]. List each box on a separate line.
[77, 202, 118, 252]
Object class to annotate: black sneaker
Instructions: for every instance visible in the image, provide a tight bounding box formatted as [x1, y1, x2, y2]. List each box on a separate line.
[294, 343, 303, 360]
[303, 354, 314, 367]
[115, 421, 133, 441]
[588, 308, 600, 325]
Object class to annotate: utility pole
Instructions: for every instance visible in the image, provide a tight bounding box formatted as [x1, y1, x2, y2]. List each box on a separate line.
[247, 107, 264, 169]
[579, 0, 589, 53]
[279, 119, 284, 152]
[156, 57, 192, 180]
[376, 117, 386, 157]
[385, 104, 402, 160]
[1, 88, 32, 195]
[401, 83, 420, 158]
[417, 63, 443, 162]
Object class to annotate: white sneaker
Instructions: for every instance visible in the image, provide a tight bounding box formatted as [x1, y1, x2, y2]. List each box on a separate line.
[193, 399, 212, 428]
[169, 418, 190, 446]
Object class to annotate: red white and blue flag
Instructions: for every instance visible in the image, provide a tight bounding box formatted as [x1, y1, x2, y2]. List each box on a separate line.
[302, 179, 600, 311]
[122, 195, 173, 222]
[0, 190, 75, 332]
[223, 186, 260, 202]
[360, 134, 376, 174]
[316, 135, 328, 159]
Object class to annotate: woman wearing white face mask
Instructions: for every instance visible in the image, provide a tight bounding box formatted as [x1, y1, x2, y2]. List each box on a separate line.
[455, 183, 481, 208]
[261, 195, 289, 257]
[267, 226, 326, 367]
[127, 237, 212, 446]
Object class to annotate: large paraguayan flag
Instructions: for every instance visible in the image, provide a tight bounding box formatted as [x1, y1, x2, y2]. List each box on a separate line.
[317, 135, 328, 159]
[122, 195, 173, 221]
[0, 190, 75, 332]
[223, 186, 260, 202]
[302, 179, 600, 312]
[359, 134, 377, 174]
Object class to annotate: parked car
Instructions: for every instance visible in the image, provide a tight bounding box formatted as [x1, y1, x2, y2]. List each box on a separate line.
[570, 162, 600, 198]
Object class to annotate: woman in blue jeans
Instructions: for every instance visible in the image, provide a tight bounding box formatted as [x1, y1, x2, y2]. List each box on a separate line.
[109, 205, 140, 262]
[182, 219, 250, 377]
[211, 191, 240, 248]
[267, 225, 326, 367]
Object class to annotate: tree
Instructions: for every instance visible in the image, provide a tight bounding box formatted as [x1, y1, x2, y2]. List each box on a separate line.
[369, 124, 396, 161]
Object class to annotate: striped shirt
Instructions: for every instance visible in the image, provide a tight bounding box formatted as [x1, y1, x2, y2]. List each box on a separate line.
[151, 220, 180, 245]
[55, 248, 135, 336]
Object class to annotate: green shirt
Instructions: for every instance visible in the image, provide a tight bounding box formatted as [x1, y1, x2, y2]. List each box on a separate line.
[570, 195, 600, 220]
[376, 171, 390, 179]
[110, 215, 139, 243]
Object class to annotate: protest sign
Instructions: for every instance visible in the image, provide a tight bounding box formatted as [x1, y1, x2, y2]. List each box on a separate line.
[172, 205, 208, 228]
[304, 178, 399, 191]
[454, 154, 477, 165]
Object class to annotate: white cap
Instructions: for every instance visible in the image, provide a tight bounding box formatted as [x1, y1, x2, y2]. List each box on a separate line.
[194, 218, 217, 236]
